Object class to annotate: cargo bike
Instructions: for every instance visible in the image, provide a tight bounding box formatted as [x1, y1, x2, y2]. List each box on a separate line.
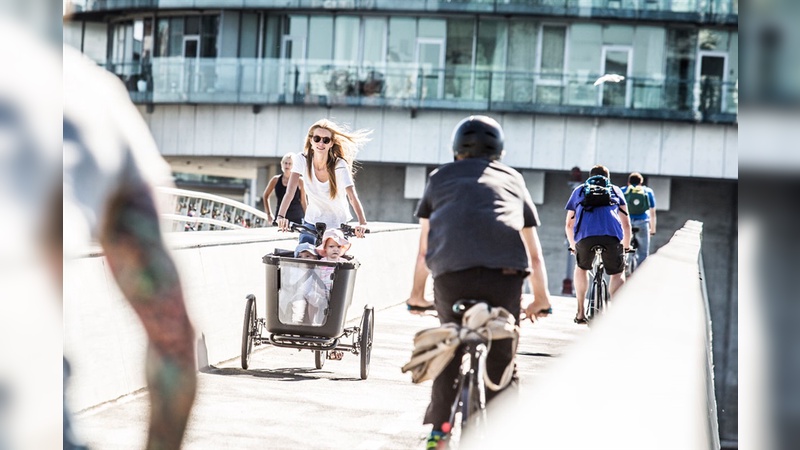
[240, 222, 374, 380]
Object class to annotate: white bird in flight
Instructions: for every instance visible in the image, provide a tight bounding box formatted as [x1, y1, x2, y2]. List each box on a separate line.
[594, 74, 626, 86]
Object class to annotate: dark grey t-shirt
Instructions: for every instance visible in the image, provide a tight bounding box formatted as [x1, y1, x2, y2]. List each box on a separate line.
[415, 158, 540, 278]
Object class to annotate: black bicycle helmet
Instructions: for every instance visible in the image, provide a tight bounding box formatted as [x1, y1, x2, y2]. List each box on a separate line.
[451, 115, 505, 161]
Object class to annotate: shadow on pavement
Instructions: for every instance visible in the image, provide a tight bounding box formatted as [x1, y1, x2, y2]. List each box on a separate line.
[201, 365, 362, 382]
[516, 351, 554, 358]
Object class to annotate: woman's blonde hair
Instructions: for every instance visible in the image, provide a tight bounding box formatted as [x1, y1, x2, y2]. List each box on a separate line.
[281, 152, 294, 164]
[304, 118, 372, 199]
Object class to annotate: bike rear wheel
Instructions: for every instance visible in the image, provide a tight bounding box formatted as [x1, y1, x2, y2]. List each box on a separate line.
[625, 252, 638, 277]
[359, 306, 374, 380]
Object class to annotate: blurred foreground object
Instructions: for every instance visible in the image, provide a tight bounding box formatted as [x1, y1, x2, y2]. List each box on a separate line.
[1, 2, 198, 447]
[62, 44, 198, 449]
[0, 9, 63, 450]
[740, 1, 800, 449]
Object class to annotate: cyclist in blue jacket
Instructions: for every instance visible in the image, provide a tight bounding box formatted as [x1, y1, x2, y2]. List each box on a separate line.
[565, 165, 632, 324]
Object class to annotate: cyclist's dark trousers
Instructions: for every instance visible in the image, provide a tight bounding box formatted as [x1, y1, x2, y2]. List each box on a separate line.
[424, 267, 524, 428]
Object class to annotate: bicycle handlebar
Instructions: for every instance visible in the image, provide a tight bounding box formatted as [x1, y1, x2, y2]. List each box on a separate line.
[275, 220, 370, 239]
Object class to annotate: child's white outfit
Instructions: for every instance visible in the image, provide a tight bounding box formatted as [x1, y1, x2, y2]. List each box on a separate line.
[306, 259, 336, 325]
[279, 261, 328, 325]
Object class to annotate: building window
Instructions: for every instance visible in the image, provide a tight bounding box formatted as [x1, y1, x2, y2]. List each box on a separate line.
[506, 19, 538, 103]
[476, 18, 508, 101]
[665, 28, 697, 111]
[152, 15, 218, 58]
[445, 18, 474, 100]
[537, 24, 566, 104]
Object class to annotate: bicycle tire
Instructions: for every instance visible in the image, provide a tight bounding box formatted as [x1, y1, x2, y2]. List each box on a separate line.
[359, 306, 374, 380]
[588, 274, 603, 320]
[626, 252, 638, 277]
[240, 295, 257, 370]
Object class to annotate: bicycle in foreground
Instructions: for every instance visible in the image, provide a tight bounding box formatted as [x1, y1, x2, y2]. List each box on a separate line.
[240, 221, 374, 379]
[436, 299, 520, 449]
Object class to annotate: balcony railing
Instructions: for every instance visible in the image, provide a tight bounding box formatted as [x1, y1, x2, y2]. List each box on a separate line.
[157, 187, 271, 232]
[67, 0, 737, 18]
[114, 58, 737, 122]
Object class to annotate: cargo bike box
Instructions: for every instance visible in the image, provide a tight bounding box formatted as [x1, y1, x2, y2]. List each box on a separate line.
[240, 248, 374, 380]
[263, 251, 359, 338]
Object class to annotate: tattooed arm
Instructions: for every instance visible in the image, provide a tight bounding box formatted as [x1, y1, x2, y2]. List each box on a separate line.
[99, 181, 197, 450]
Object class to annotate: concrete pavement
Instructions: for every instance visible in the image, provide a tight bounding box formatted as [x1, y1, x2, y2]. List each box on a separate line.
[74, 295, 587, 450]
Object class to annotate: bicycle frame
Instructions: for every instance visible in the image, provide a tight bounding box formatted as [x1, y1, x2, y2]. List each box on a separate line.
[441, 301, 492, 448]
[449, 332, 488, 431]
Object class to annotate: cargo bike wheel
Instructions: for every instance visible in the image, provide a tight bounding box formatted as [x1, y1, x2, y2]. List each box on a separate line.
[241, 294, 258, 370]
[314, 350, 326, 369]
[359, 305, 374, 380]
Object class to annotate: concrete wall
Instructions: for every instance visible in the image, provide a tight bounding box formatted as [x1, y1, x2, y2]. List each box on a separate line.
[141, 104, 738, 180]
[350, 165, 739, 444]
[482, 221, 721, 450]
[64, 223, 420, 412]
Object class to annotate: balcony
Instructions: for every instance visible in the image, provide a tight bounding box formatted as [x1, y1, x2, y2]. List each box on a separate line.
[66, 0, 737, 24]
[114, 58, 737, 123]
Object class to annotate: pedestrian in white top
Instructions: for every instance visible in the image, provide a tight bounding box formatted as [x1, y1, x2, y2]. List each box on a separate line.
[276, 118, 371, 244]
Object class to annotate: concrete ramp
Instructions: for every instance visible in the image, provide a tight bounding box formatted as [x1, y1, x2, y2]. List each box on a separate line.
[64, 222, 420, 412]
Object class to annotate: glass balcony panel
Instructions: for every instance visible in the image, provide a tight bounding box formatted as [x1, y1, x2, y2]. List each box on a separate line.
[669, 0, 698, 13]
[444, 66, 474, 100]
[535, 85, 563, 105]
[503, 71, 534, 104]
[632, 78, 664, 109]
[564, 72, 598, 106]
[117, 56, 734, 121]
[722, 81, 738, 114]
[384, 62, 419, 101]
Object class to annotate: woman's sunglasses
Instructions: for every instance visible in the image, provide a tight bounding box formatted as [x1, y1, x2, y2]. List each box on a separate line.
[311, 135, 332, 144]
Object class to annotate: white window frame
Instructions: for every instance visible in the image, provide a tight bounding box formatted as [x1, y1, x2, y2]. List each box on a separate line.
[535, 23, 569, 102]
[280, 35, 308, 98]
[182, 35, 200, 92]
[415, 37, 445, 99]
[694, 50, 729, 113]
[599, 45, 633, 107]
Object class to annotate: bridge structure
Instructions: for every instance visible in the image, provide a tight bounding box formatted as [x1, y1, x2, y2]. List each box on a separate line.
[65, 190, 719, 448]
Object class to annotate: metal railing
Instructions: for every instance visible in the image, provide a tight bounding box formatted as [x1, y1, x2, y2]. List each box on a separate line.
[66, 0, 737, 16]
[156, 186, 272, 232]
[114, 58, 737, 120]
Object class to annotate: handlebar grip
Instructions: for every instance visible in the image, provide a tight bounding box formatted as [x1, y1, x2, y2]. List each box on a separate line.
[339, 224, 370, 236]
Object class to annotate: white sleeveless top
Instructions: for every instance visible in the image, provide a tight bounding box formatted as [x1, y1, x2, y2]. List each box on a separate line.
[292, 153, 354, 229]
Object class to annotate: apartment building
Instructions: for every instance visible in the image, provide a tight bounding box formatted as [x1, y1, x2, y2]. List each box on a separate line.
[64, 2, 738, 446]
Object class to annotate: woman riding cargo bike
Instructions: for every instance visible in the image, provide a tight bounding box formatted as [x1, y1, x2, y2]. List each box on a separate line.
[240, 118, 374, 379]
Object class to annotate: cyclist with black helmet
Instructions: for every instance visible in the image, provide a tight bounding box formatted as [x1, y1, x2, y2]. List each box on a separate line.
[413, 115, 552, 448]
